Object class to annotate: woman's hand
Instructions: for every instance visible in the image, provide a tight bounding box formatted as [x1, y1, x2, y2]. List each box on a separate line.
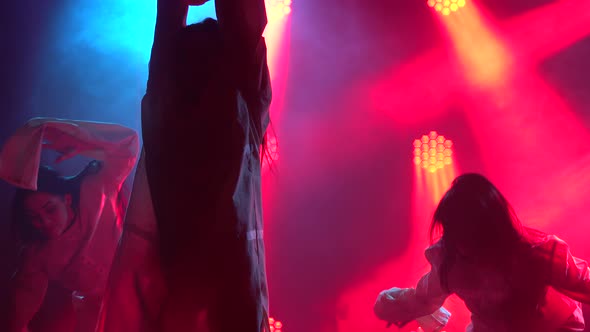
[43, 141, 79, 163]
[42, 126, 93, 163]
[185, 0, 210, 5]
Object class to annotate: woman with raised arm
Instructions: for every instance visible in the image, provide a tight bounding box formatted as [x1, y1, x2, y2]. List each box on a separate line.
[374, 173, 590, 332]
[0, 118, 139, 332]
[98, 0, 272, 330]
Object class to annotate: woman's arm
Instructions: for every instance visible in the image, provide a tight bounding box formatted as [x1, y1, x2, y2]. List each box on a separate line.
[374, 244, 451, 331]
[547, 236, 590, 304]
[216, 0, 271, 97]
[0, 118, 139, 190]
[146, 0, 189, 95]
[216, 0, 267, 52]
[374, 274, 450, 331]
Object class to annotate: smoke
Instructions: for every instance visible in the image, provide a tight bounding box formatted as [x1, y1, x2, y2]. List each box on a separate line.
[25, 0, 217, 129]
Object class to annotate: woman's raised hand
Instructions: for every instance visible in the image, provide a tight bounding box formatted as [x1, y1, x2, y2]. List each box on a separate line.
[185, 0, 210, 5]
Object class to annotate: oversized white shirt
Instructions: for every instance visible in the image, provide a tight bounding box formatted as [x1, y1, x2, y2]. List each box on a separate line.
[375, 232, 590, 332]
[0, 118, 139, 332]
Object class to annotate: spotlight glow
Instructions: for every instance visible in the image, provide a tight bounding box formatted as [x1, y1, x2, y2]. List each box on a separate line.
[266, 0, 292, 21]
[427, 0, 466, 15]
[413, 131, 454, 173]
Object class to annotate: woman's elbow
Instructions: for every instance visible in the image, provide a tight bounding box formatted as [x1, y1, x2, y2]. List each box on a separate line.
[373, 296, 388, 321]
[373, 289, 400, 321]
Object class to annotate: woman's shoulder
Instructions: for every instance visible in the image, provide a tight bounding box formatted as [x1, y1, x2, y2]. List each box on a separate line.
[523, 228, 548, 247]
[425, 240, 444, 265]
[524, 227, 566, 249]
[523, 228, 571, 267]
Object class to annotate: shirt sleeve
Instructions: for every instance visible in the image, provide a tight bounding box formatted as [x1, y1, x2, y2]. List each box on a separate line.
[374, 243, 451, 330]
[216, 0, 272, 109]
[216, 0, 267, 61]
[0, 118, 139, 190]
[546, 236, 590, 304]
[146, 0, 188, 95]
[6, 248, 49, 332]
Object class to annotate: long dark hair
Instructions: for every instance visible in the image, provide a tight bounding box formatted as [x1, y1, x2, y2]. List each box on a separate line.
[429, 173, 529, 288]
[11, 161, 102, 243]
[430, 173, 551, 325]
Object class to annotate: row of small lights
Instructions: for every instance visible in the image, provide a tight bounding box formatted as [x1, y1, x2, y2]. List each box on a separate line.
[266, 0, 292, 20]
[413, 131, 454, 173]
[267, 0, 466, 20]
[427, 0, 466, 15]
[267, 0, 466, 18]
[269, 317, 283, 332]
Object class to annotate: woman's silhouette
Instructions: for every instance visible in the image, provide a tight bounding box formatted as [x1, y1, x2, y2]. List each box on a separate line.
[98, 0, 272, 331]
[375, 173, 590, 332]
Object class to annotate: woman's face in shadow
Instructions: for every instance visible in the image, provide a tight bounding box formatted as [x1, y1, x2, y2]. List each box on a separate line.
[24, 192, 74, 238]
